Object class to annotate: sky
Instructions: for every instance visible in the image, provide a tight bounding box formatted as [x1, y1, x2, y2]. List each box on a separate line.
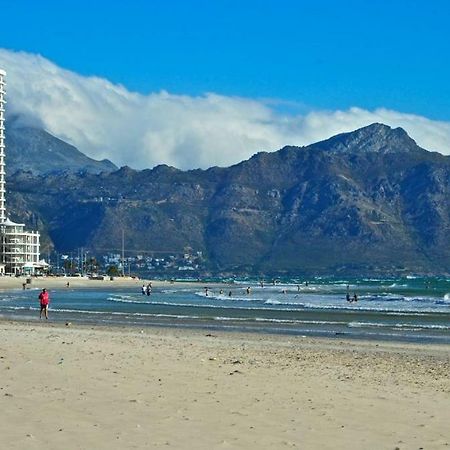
[0, 0, 449, 169]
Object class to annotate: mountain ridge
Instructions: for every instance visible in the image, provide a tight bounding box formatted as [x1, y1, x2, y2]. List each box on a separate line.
[6, 123, 450, 275]
[6, 124, 117, 175]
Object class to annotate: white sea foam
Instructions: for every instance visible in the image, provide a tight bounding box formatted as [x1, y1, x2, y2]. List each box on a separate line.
[254, 318, 345, 325]
[348, 321, 450, 330]
[106, 295, 450, 315]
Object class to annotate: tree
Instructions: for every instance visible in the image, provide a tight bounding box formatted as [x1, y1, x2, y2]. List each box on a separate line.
[64, 259, 76, 275]
[106, 265, 120, 277]
[86, 257, 99, 274]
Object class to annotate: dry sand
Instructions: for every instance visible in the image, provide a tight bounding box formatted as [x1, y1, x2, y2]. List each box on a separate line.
[0, 275, 226, 293]
[0, 275, 152, 291]
[0, 321, 448, 449]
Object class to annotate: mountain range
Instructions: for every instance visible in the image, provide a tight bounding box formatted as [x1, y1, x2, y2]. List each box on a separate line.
[6, 123, 450, 275]
[6, 121, 117, 175]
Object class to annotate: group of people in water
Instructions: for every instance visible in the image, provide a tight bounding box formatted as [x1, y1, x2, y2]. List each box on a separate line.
[204, 282, 360, 303]
[203, 282, 316, 297]
[204, 287, 235, 297]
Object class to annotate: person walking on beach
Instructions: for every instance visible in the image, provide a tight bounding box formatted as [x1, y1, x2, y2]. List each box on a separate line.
[39, 288, 50, 320]
[142, 284, 146, 295]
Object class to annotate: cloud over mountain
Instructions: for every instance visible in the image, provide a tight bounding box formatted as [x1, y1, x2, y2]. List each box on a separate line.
[1, 48, 449, 170]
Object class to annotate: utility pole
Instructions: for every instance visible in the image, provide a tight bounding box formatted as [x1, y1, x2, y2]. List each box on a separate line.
[121, 229, 125, 277]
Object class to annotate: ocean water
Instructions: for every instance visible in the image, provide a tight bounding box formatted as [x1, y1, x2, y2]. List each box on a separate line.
[1, 276, 449, 344]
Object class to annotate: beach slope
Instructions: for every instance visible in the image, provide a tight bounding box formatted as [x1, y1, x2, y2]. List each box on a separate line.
[0, 322, 448, 449]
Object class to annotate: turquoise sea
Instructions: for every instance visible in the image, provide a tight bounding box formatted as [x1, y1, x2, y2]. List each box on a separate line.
[1, 276, 449, 344]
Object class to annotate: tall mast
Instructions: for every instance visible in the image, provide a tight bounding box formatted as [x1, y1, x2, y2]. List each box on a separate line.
[121, 229, 125, 277]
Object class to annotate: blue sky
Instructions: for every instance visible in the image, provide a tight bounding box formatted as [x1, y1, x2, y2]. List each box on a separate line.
[2, 0, 450, 120]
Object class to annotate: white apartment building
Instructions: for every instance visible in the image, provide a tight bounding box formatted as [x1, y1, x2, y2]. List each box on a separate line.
[0, 69, 41, 275]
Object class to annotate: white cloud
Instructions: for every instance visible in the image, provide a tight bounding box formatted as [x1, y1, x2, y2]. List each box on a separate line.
[0, 48, 449, 170]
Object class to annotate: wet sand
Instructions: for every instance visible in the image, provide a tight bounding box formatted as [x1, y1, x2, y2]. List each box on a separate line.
[0, 320, 448, 449]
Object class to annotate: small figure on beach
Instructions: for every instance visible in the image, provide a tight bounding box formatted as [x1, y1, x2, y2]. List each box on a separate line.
[204, 286, 209, 297]
[346, 292, 351, 302]
[66, 281, 70, 288]
[260, 280, 264, 288]
[146, 284, 152, 296]
[141, 284, 146, 295]
[297, 284, 301, 292]
[228, 291, 232, 297]
[22, 283, 26, 290]
[219, 289, 224, 295]
[353, 293, 358, 302]
[39, 288, 50, 320]
[246, 287, 251, 295]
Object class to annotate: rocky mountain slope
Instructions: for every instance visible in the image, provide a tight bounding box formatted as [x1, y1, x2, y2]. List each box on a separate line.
[7, 123, 450, 275]
[6, 123, 117, 175]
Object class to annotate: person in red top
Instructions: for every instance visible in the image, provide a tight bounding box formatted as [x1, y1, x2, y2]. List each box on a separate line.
[39, 288, 50, 319]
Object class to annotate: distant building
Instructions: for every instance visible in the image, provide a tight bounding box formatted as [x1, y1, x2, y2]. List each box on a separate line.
[0, 69, 41, 275]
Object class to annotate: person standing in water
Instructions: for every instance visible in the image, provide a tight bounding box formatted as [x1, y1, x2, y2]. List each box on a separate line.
[39, 288, 50, 320]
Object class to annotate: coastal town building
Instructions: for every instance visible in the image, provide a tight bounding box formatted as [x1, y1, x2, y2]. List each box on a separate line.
[0, 69, 42, 275]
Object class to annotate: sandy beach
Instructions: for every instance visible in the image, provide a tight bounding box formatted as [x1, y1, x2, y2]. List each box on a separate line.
[0, 275, 154, 291]
[0, 320, 448, 450]
[0, 275, 231, 294]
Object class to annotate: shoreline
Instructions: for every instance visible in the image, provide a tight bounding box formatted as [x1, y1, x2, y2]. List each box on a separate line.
[2, 313, 450, 347]
[0, 320, 449, 449]
[1, 276, 449, 346]
[0, 275, 231, 292]
[2, 317, 450, 353]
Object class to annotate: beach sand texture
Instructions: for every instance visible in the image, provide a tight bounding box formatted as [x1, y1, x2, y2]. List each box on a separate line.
[0, 321, 449, 449]
[0, 276, 149, 291]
